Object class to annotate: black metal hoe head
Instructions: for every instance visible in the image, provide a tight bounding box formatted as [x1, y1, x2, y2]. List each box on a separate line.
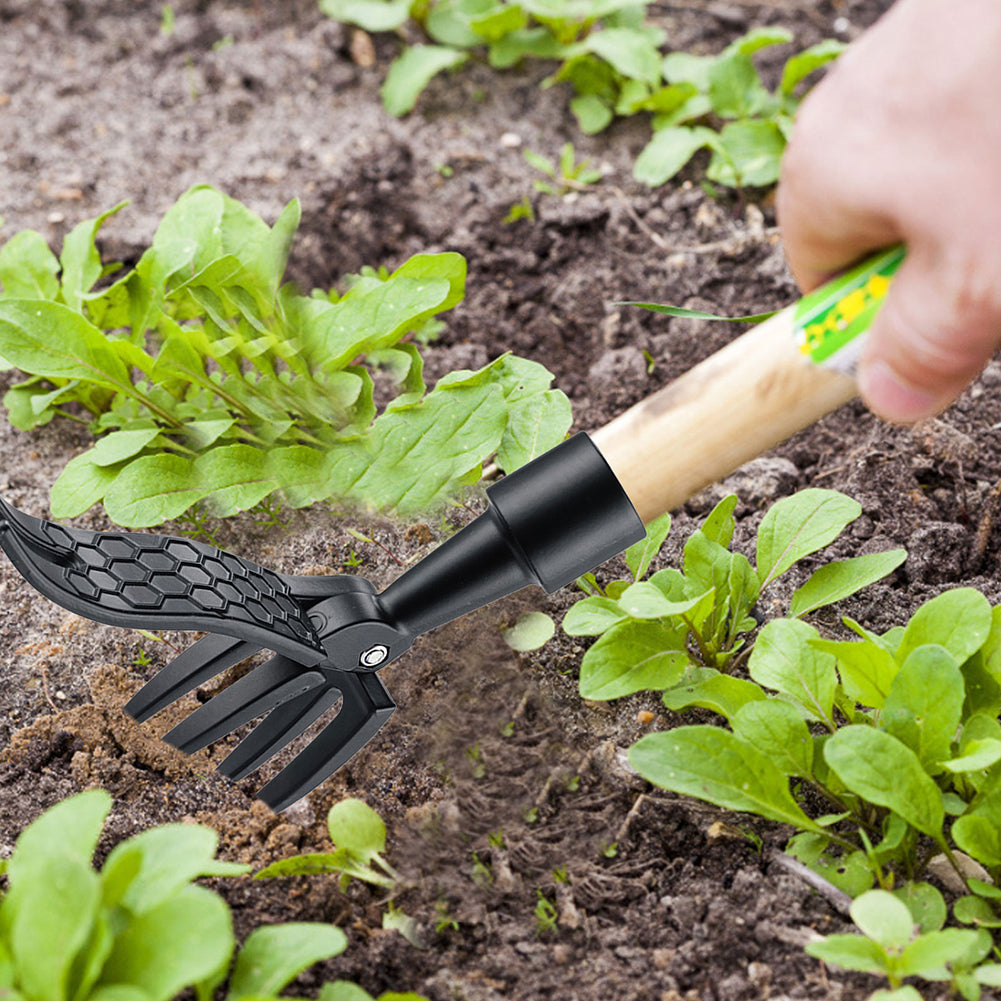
[0, 434, 644, 811]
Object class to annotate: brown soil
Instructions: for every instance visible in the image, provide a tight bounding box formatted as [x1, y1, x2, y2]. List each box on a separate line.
[1, 1, 998, 999]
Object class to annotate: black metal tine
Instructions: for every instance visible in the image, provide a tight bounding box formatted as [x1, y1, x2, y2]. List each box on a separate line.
[256, 671, 395, 813]
[217, 685, 344, 782]
[124, 633, 258, 723]
[162, 656, 327, 754]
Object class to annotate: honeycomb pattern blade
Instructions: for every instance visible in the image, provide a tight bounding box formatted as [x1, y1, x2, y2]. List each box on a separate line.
[0, 497, 324, 663]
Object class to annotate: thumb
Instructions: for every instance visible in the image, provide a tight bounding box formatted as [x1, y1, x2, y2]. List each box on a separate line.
[858, 248, 1001, 423]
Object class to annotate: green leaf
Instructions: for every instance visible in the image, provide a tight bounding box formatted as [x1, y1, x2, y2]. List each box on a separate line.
[2, 791, 112, 1001]
[579, 619, 688, 700]
[495, 390, 572, 472]
[633, 126, 718, 186]
[328, 799, 386, 856]
[954, 815, 1001, 869]
[254, 853, 356, 879]
[469, 3, 528, 42]
[196, 444, 278, 518]
[811, 635, 899, 710]
[502, 611, 556, 651]
[630, 726, 824, 830]
[707, 118, 786, 188]
[102, 453, 202, 526]
[60, 202, 128, 312]
[725, 25, 794, 56]
[318, 984, 375, 1001]
[583, 27, 661, 87]
[624, 512, 672, 582]
[707, 52, 767, 119]
[943, 739, 1001, 774]
[896, 588, 993, 666]
[0, 230, 60, 299]
[700, 494, 737, 548]
[102, 824, 250, 918]
[0, 298, 131, 388]
[883, 645, 964, 769]
[618, 581, 712, 620]
[804, 934, 889, 975]
[662, 50, 713, 89]
[90, 426, 163, 467]
[382, 46, 469, 117]
[7, 859, 101, 1001]
[98, 885, 234, 1001]
[50, 451, 123, 518]
[899, 928, 990, 980]
[781, 38, 846, 94]
[318, 0, 412, 31]
[870, 989, 924, 1001]
[756, 489, 860, 587]
[662, 670, 763, 721]
[850, 889, 915, 949]
[227, 924, 348, 999]
[790, 549, 906, 617]
[569, 93, 613, 134]
[619, 299, 777, 324]
[955, 895, 1001, 929]
[824, 727, 944, 838]
[895, 882, 947, 933]
[731, 699, 813, 775]
[748, 618, 836, 724]
[562, 596, 628, 636]
[976, 963, 1001, 986]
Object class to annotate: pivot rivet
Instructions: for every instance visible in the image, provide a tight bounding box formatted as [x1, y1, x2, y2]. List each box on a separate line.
[359, 644, 389, 668]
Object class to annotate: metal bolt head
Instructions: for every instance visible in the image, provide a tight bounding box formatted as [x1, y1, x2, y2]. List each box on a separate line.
[359, 644, 389, 668]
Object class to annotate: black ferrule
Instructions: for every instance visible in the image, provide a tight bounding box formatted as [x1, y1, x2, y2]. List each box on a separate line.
[378, 433, 644, 639]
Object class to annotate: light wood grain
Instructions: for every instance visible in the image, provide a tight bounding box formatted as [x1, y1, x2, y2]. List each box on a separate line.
[591, 305, 857, 523]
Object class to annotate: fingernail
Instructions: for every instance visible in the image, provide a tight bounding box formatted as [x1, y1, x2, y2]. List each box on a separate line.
[858, 359, 938, 423]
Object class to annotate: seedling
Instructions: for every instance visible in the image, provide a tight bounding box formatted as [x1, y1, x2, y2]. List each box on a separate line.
[434, 899, 459, 934]
[563, 490, 906, 700]
[256, 798, 401, 892]
[0, 790, 356, 1001]
[524, 143, 602, 196]
[503, 196, 535, 224]
[533, 890, 559, 935]
[633, 28, 846, 188]
[470, 852, 493, 887]
[317, 5, 842, 189]
[0, 187, 571, 528]
[806, 890, 1001, 999]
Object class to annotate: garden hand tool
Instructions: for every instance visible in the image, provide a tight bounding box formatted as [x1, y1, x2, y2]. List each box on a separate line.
[0, 248, 901, 811]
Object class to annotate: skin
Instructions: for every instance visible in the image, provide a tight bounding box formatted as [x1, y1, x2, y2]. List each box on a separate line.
[777, 0, 1001, 423]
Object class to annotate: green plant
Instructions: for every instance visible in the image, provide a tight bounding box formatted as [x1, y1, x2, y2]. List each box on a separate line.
[806, 889, 1001, 1000]
[317, 3, 841, 188]
[630, 585, 1001, 894]
[0, 186, 571, 527]
[0, 789, 355, 1001]
[503, 196, 535, 224]
[523, 142, 602, 195]
[318, 985, 427, 1001]
[256, 798, 401, 892]
[533, 890, 559, 935]
[564, 490, 905, 701]
[633, 28, 844, 187]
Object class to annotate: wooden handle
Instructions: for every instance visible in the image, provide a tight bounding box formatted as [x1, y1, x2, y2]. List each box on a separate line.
[591, 305, 857, 524]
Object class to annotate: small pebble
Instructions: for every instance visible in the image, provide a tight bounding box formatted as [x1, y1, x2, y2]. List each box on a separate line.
[636, 710, 655, 726]
[833, 16, 850, 32]
[500, 131, 522, 148]
[55, 690, 67, 701]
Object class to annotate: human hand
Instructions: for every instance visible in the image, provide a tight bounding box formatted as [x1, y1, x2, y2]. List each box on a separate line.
[777, 0, 1001, 423]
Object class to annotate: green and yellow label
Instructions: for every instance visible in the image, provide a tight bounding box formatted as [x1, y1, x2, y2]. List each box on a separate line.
[794, 245, 905, 372]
